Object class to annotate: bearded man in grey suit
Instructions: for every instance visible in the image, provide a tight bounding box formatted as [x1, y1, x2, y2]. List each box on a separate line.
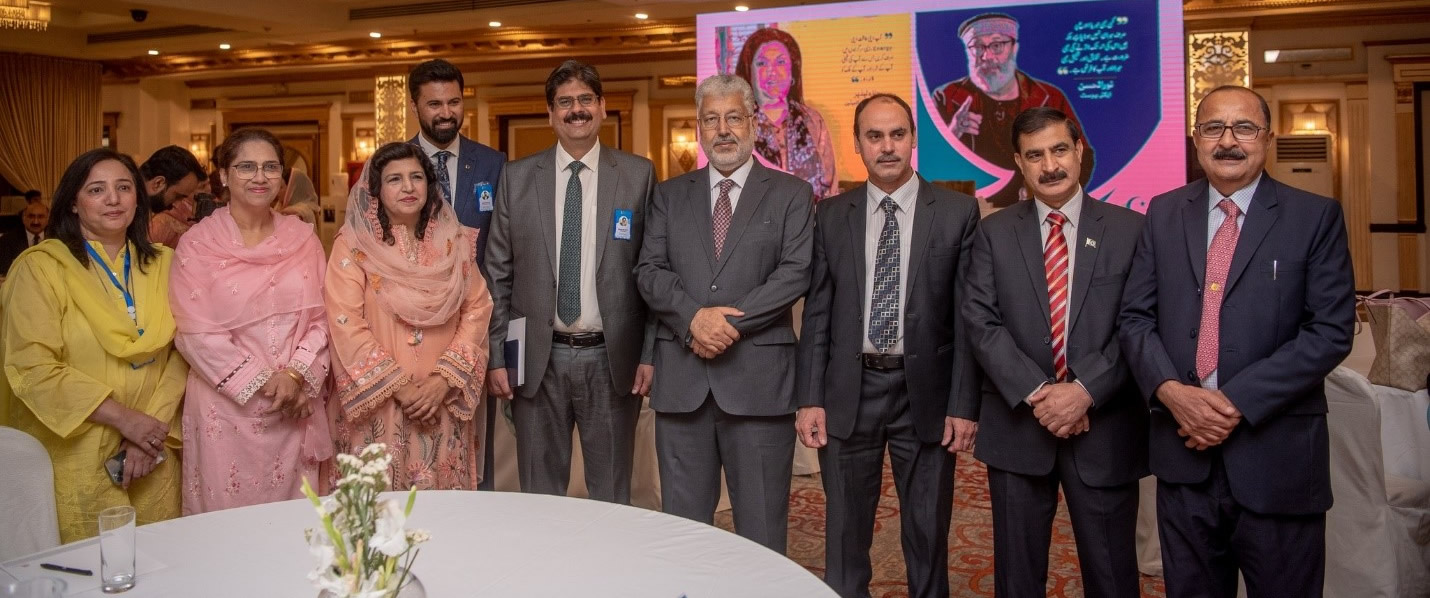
[635, 74, 813, 552]
[486, 60, 656, 504]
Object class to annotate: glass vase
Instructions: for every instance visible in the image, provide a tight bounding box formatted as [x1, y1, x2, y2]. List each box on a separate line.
[317, 568, 425, 598]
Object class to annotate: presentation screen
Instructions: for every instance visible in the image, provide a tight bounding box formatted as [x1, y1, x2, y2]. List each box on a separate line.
[696, 0, 1185, 211]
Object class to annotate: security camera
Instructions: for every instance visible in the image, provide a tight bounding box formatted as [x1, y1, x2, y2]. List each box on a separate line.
[130, 9, 148, 22]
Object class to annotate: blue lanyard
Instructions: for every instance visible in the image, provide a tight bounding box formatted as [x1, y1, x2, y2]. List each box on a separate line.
[84, 243, 144, 336]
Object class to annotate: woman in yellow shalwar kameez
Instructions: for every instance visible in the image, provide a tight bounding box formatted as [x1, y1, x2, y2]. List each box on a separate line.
[0, 148, 189, 543]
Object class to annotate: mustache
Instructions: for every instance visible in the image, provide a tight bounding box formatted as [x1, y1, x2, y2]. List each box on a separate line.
[432, 117, 458, 127]
[876, 153, 902, 163]
[1038, 169, 1069, 184]
[564, 111, 593, 124]
[1212, 147, 1247, 160]
[711, 133, 739, 147]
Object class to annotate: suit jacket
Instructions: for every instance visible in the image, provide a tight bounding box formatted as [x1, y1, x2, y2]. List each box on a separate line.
[635, 161, 814, 416]
[963, 196, 1148, 487]
[1119, 174, 1355, 514]
[485, 144, 656, 397]
[409, 135, 505, 266]
[0, 230, 31, 275]
[795, 178, 980, 444]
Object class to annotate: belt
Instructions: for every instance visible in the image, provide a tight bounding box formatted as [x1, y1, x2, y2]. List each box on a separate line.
[861, 353, 904, 370]
[552, 331, 605, 348]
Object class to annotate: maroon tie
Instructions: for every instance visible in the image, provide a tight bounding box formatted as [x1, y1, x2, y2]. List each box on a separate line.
[1044, 211, 1070, 382]
[713, 179, 734, 259]
[1196, 199, 1242, 381]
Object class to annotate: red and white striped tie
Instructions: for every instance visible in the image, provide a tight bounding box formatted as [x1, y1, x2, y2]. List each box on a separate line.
[1044, 211, 1070, 382]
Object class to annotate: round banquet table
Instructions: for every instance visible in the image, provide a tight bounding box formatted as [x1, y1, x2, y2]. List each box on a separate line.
[0, 491, 835, 597]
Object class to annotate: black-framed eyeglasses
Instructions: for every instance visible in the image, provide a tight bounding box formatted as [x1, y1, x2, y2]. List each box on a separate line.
[1194, 122, 1267, 141]
[555, 94, 598, 110]
[231, 161, 282, 179]
[700, 113, 750, 129]
[968, 38, 1015, 56]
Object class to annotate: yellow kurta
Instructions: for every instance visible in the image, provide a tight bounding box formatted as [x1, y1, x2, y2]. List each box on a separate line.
[0, 239, 188, 543]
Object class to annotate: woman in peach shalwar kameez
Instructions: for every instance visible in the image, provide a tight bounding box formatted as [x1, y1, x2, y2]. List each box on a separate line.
[325, 141, 491, 489]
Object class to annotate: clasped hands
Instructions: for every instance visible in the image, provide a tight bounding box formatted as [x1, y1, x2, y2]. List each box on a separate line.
[1028, 382, 1093, 439]
[689, 306, 745, 359]
[1156, 381, 1241, 450]
[396, 374, 456, 425]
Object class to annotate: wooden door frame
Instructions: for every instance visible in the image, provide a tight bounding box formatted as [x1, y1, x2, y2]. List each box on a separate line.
[222, 104, 331, 196]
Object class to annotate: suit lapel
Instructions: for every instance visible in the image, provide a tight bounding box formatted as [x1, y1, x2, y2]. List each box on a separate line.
[1014, 200, 1052, 327]
[536, 148, 559, 278]
[1224, 176, 1280, 294]
[689, 168, 718, 275]
[593, 145, 618, 274]
[847, 185, 867, 301]
[905, 178, 937, 291]
[1182, 180, 1211, 287]
[1068, 196, 1102, 332]
[712, 162, 770, 279]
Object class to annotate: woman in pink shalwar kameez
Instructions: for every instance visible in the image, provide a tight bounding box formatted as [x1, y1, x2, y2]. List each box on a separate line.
[170, 128, 333, 515]
[324, 141, 490, 490]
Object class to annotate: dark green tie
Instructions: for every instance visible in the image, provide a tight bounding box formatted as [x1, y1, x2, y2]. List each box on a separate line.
[557, 160, 586, 325]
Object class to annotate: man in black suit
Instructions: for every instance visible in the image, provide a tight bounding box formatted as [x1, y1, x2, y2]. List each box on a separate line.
[1119, 86, 1355, 598]
[0, 201, 48, 275]
[795, 93, 980, 598]
[962, 106, 1147, 597]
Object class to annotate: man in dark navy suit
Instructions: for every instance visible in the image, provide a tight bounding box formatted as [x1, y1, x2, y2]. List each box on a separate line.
[1119, 85, 1355, 598]
[407, 58, 505, 267]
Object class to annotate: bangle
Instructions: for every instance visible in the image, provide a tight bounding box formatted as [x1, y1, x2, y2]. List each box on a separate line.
[281, 368, 305, 387]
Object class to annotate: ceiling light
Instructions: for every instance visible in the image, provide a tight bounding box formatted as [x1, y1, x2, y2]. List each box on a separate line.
[147, 49, 159, 55]
[369, 31, 382, 38]
[634, 12, 648, 19]
[488, 21, 501, 27]
[735, 5, 749, 11]
[218, 43, 231, 50]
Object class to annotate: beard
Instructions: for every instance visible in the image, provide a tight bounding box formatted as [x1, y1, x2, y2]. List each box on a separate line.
[970, 58, 1017, 95]
[421, 115, 462, 146]
[705, 132, 756, 172]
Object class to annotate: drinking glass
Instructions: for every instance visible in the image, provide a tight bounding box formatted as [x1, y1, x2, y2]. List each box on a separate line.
[98, 505, 136, 593]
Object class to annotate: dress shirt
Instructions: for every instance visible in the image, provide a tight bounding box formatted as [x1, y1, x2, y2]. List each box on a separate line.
[1026, 188, 1091, 403]
[707, 158, 755, 215]
[860, 176, 919, 354]
[416, 134, 461, 204]
[1201, 174, 1260, 390]
[553, 142, 603, 333]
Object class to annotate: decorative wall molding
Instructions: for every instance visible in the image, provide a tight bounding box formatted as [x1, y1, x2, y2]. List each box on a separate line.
[374, 75, 407, 145]
[1187, 30, 1252, 126]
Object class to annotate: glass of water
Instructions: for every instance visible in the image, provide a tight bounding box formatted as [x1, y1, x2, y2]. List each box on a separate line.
[98, 505, 136, 593]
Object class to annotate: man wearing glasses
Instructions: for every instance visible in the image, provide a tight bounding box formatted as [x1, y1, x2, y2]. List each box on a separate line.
[1119, 86, 1354, 598]
[636, 74, 812, 553]
[485, 60, 656, 505]
[932, 12, 1094, 208]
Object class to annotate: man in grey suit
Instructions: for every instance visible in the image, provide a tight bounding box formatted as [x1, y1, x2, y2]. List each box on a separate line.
[795, 93, 980, 598]
[635, 74, 813, 552]
[486, 60, 656, 503]
[962, 107, 1147, 597]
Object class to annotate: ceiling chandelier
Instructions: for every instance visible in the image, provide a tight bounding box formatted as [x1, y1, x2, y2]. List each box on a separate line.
[0, 0, 50, 31]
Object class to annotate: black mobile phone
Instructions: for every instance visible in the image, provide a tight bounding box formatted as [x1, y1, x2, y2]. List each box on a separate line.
[104, 449, 126, 485]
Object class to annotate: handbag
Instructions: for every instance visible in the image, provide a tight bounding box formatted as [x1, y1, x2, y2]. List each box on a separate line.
[1359, 290, 1430, 391]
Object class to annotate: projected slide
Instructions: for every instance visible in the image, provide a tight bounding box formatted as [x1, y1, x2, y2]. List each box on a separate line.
[698, 0, 1185, 211]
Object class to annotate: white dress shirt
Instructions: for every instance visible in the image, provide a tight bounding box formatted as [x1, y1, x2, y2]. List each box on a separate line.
[1201, 174, 1260, 390]
[416, 134, 461, 204]
[861, 177, 919, 355]
[553, 142, 603, 333]
[707, 158, 755, 215]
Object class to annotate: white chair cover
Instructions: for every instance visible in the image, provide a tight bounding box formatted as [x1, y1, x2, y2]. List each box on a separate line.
[0, 426, 59, 561]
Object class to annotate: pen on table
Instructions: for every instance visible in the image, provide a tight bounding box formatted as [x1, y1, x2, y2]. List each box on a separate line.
[39, 563, 93, 576]
[1273, 260, 1278, 280]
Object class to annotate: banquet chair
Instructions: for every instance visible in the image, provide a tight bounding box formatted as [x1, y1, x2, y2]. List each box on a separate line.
[0, 426, 59, 561]
[1324, 366, 1430, 598]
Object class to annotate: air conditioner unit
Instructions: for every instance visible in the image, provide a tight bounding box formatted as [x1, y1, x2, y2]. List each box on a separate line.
[1270, 134, 1335, 198]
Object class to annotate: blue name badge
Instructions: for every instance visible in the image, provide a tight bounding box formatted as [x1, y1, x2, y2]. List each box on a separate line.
[476, 182, 494, 212]
[613, 209, 633, 241]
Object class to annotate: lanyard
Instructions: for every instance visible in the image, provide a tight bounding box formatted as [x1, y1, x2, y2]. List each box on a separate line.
[84, 243, 144, 336]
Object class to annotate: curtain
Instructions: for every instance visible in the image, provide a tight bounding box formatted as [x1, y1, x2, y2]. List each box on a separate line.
[0, 52, 102, 196]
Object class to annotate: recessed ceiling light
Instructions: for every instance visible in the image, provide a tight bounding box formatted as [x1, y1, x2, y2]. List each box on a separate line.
[735, 5, 750, 11]
[634, 12, 648, 19]
[488, 21, 501, 27]
[147, 49, 159, 55]
[219, 43, 231, 50]
[369, 31, 382, 38]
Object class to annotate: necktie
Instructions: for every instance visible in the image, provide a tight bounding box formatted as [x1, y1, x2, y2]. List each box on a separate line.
[557, 160, 586, 326]
[29, 233, 38, 247]
[1196, 199, 1242, 380]
[1044, 211, 1070, 381]
[869, 196, 901, 353]
[713, 179, 735, 259]
[434, 150, 453, 205]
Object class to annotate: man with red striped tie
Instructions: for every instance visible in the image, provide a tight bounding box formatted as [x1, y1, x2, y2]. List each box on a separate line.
[962, 106, 1148, 597]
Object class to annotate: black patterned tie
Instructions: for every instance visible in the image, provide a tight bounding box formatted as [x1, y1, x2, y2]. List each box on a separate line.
[557, 160, 586, 326]
[869, 196, 900, 352]
[434, 150, 453, 205]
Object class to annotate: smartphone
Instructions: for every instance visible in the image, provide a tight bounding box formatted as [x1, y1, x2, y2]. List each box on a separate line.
[104, 447, 167, 485]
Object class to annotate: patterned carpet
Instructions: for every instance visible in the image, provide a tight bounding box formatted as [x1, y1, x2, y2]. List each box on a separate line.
[715, 455, 1167, 598]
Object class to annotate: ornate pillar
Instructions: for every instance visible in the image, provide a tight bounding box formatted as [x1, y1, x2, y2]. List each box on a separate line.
[1187, 30, 1251, 124]
[1345, 83, 1373, 290]
[374, 75, 407, 145]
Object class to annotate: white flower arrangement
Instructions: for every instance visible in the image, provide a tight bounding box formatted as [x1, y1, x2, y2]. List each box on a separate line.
[302, 443, 428, 598]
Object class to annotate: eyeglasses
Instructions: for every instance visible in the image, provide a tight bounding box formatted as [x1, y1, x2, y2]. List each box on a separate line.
[968, 39, 1015, 56]
[554, 94, 598, 110]
[700, 114, 750, 129]
[1194, 122, 1267, 141]
[231, 161, 282, 179]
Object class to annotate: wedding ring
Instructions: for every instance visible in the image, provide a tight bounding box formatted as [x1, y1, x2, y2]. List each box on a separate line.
[150, 438, 161, 447]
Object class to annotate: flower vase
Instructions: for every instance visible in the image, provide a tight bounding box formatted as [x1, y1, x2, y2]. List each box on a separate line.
[317, 568, 426, 598]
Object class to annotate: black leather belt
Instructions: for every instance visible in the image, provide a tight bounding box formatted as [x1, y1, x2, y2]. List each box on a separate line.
[861, 353, 904, 370]
[552, 331, 605, 347]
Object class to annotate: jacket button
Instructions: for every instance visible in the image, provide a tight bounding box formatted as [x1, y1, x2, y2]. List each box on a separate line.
[1190, 328, 1198, 338]
[1042, 336, 1051, 345]
[710, 284, 718, 291]
[1186, 370, 1197, 382]
[548, 319, 554, 326]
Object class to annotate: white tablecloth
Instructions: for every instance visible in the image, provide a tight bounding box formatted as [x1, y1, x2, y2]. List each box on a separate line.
[1, 491, 834, 597]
